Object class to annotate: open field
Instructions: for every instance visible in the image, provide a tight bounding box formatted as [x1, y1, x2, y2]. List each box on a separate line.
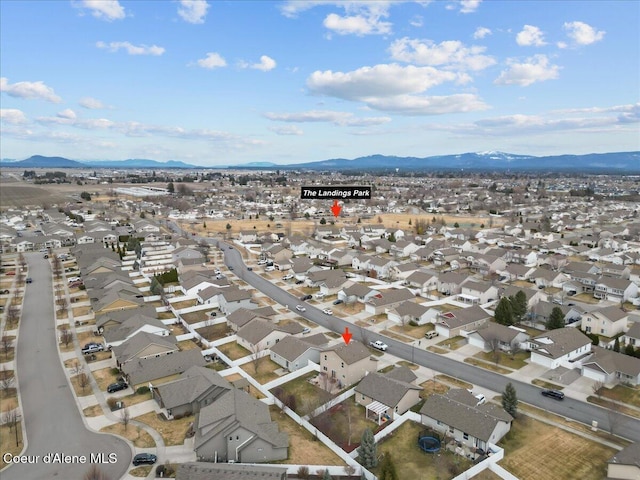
[0, 183, 73, 207]
[498, 416, 615, 480]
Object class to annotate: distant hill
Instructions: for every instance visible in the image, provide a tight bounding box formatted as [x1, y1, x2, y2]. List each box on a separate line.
[278, 151, 640, 172]
[2, 151, 638, 172]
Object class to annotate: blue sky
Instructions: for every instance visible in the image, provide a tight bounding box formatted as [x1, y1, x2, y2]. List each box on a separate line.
[1, 0, 638, 166]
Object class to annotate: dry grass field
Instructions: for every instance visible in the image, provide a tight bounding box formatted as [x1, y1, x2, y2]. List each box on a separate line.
[135, 411, 194, 446]
[100, 423, 155, 448]
[499, 416, 615, 480]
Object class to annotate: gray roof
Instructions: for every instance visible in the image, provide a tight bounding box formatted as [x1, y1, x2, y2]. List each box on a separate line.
[608, 442, 640, 468]
[92, 288, 145, 312]
[269, 335, 324, 362]
[472, 322, 528, 344]
[592, 305, 629, 322]
[154, 366, 232, 410]
[221, 287, 252, 302]
[355, 370, 421, 408]
[122, 349, 206, 386]
[626, 322, 640, 340]
[530, 327, 592, 360]
[226, 308, 266, 329]
[419, 389, 513, 442]
[406, 271, 437, 285]
[342, 282, 375, 297]
[439, 305, 491, 329]
[583, 346, 640, 378]
[112, 331, 178, 364]
[176, 462, 287, 480]
[195, 388, 288, 450]
[392, 301, 430, 318]
[366, 288, 414, 307]
[325, 341, 373, 365]
[96, 305, 158, 329]
[385, 365, 418, 383]
[597, 276, 634, 290]
[103, 314, 166, 343]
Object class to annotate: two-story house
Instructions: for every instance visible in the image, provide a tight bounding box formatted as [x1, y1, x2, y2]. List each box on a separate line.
[320, 341, 378, 389]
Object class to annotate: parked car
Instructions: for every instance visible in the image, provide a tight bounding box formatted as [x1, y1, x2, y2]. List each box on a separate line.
[300, 294, 312, 301]
[333, 299, 343, 305]
[82, 344, 104, 355]
[474, 393, 486, 405]
[295, 280, 304, 285]
[0, 289, 9, 294]
[295, 305, 306, 312]
[107, 381, 128, 393]
[132, 453, 157, 466]
[369, 340, 388, 351]
[26, 278, 33, 284]
[282, 274, 294, 280]
[314, 292, 325, 299]
[247, 267, 253, 271]
[424, 331, 439, 339]
[257, 260, 268, 265]
[322, 308, 333, 315]
[228, 266, 234, 271]
[541, 389, 565, 400]
[265, 266, 275, 272]
[301, 327, 311, 334]
[43, 254, 49, 259]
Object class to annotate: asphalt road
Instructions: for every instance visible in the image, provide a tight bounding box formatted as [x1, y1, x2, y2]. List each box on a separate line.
[215, 240, 640, 443]
[2, 253, 131, 480]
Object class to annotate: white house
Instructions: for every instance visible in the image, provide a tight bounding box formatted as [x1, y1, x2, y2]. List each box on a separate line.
[528, 327, 592, 369]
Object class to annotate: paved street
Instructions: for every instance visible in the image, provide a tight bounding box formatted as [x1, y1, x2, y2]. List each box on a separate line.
[2, 253, 131, 480]
[217, 240, 640, 444]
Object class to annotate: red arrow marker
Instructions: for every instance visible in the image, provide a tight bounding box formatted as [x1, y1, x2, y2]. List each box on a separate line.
[331, 200, 342, 217]
[342, 327, 352, 345]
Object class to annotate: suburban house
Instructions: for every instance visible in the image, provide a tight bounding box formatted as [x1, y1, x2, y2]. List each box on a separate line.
[320, 341, 378, 389]
[530, 268, 569, 289]
[337, 282, 380, 304]
[193, 388, 288, 463]
[364, 288, 415, 315]
[123, 349, 207, 390]
[529, 301, 583, 326]
[594, 277, 638, 302]
[103, 314, 170, 348]
[434, 305, 491, 339]
[581, 346, 640, 386]
[437, 272, 468, 296]
[420, 389, 513, 452]
[90, 287, 145, 315]
[176, 463, 288, 480]
[623, 322, 640, 348]
[386, 301, 438, 326]
[581, 306, 629, 338]
[153, 366, 236, 418]
[405, 271, 439, 294]
[467, 323, 530, 353]
[236, 318, 303, 352]
[527, 327, 592, 369]
[269, 333, 328, 372]
[459, 281, 499, 305]
[607, 442, 640, 480]
[218, 287, 256, 314]
[226, 307, 277, 332]
[112, 331, 179, 368]
[96, 305, 158, 333]
[354, 366, 421, 423]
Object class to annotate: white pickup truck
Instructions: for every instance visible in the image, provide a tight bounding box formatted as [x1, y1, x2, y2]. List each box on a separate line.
[369, 340, 388, 351]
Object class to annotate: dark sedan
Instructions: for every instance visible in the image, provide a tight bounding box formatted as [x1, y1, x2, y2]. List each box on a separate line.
[132, 453, 157, 466]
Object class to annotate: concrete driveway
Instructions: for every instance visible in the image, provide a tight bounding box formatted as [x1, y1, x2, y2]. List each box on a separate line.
[2, 253, 131, 480]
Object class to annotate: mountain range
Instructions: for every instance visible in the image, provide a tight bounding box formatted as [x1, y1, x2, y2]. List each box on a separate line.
[1, 151, 638, 172]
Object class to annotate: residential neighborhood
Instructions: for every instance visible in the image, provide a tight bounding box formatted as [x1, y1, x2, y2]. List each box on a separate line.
[1, 169, 640, 480]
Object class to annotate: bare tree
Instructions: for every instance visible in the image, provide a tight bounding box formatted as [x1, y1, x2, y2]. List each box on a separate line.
[1, 332, 13, 360]
[0, 366, 15, 396]
[83, 464, 109, 480]
[6, 305, 19, 327]
[18, 253, 26, 269]
[60, 328, 73, 347]
[77, 372, 90, 393]
[56, 289, 68, 314]
[2, 401, 19, 446]
[592, 380, 605, 399]
[71, 360, 83, 377]
[250, 343, 264, 375]
[120, 407, 130, 431]
[488, 336, 502, 366]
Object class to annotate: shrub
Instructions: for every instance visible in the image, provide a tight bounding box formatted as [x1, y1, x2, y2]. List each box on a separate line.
[111, 368, 120, 375]
[296, 466, 310, 479]
[136, 386, 150, 395]
[106, 397, 118, 410]
[408, 320, 419, 327]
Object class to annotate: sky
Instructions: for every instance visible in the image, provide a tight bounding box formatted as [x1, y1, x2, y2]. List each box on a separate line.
[1, 0, 639, 167]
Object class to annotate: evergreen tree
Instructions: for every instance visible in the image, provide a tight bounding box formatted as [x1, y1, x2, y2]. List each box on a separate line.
[613, 337, 620, 353]
[546, 307, 565, 330]
[378, 453, 399, 480]
[167, 182, 175, 193]
[625, 343, 635, 356]
[322, 470, 332, 480]
[511, 290, 528, 322]
[502, 382, 518, 418]
[357, 428, 378, 469]
[495, 297, 514, 326]
[320, 217, 327, 225]
[453, 222, 459, 228]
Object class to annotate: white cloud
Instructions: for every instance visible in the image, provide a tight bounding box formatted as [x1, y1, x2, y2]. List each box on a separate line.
[242, 55, 277, 72]
[177, 0, 209, 24]
[389, 37, 496, 71]
[306, 64, 487, 115]
[79, 97, 106, 109]
[96, 41, 165, 56]
[473, 27, 491, 39]
[459, 0, 481, 13]
[268, 125, 304, 136]
[410, 15, 423, 27]
[57, 109, 77, 120]
[494, 54, 560, 86]
[516, 25, 546, 46]
[0, 77, 62, 103]
[563, 21, 605, 46]
[75, 0, 125, 21]
[0, 109, 27, 124]
[323, 11, 392, 36]
[263, 110, 391, 126]
[195, 52, 227, 69]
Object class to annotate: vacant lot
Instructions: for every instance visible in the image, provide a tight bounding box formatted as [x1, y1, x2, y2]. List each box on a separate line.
[374, 420, 472, 479]
[269, 406, 346, 466]
[0, 183, 71, 207]
[498, 416, 614, 480]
